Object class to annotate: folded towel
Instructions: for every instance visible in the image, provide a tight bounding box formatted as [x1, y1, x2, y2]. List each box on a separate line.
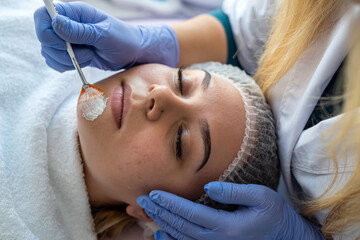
[0, 0, 111, 239]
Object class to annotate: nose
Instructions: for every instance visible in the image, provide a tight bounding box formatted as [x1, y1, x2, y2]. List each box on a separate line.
[146, 84, 185, 121]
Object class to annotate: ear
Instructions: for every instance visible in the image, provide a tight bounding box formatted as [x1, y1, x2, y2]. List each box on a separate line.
[126, 204, 153, 222]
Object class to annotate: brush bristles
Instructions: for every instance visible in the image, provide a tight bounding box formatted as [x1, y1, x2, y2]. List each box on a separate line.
[78, 87, 103, 103]
[78, 87, 108, 121]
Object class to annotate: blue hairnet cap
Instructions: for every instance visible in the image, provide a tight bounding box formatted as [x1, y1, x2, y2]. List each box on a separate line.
[190, 62, 280, 211]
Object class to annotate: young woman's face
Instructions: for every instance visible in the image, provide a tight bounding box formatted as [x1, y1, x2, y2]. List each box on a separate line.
[77, 64, 246, 220]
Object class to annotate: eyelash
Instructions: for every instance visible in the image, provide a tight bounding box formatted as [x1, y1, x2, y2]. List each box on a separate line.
[177, 66, 184, 95]
[175, 66, 185, 160]
[176, 125, 183, 160]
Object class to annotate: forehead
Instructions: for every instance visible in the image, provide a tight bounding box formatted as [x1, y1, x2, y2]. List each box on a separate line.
[124, 64, 170, 83]
[198, 73, 247, 179]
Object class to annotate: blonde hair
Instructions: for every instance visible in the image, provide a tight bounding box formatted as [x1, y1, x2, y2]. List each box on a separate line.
[255, 0, 342, 95]
[91, 205, 136, 238]
[255, 0, 360, 238]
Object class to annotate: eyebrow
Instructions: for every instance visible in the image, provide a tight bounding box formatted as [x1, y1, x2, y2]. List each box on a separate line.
[195, 71, 212, 172]
[196, 119, 211, 172]
[201, 70, 211, 90]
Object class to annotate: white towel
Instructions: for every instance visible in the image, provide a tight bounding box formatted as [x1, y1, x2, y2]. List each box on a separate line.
[0, 0, 112, 239]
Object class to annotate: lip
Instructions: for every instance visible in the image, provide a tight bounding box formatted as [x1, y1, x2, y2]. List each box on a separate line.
[110, 82, 132, 129]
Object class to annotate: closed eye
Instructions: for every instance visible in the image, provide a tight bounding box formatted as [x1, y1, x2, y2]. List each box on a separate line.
[176, 124, 183, 160]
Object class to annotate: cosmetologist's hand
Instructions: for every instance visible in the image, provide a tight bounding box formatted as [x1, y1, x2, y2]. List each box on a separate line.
[33, 2, 179, 72]
[137, 182, 325, 240]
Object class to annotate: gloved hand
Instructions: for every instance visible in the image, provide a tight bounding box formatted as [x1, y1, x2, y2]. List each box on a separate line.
[137, 182, 325, 240]
[33, 2, 179, 72]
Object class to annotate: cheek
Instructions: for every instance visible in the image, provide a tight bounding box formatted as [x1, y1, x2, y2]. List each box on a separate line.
[121, 134, 168, 184]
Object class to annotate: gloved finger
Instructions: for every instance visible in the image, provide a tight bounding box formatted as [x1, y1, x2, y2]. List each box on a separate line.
[40, 3, 87, 23]
[41, 46, 72, 68]
[54, 2, 107, 23]
[34, 7, 67, 50]
[148, 190, 223, 229]
[43, 51, 91, 72]
[44, 54, 73, 72]
[44, 58, 69, 72]
[153, 217, 197, 240]
[41, 45, 94, 66]
[205, 182, 271, 207]
[150, 202, 210, 239]
[137, 195, 207, 237]
[52, 14, 100, 45]
[154, 230, 175, 240]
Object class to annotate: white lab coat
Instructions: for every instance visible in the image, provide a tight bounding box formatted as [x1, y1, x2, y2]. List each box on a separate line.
[222, 0, 360, 238]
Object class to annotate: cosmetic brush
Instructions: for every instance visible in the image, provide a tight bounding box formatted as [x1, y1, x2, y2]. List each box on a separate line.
[43, 0, 108, 121]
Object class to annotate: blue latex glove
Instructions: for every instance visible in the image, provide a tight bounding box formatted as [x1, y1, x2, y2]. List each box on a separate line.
[137, 182, 325, 240]
[33, 2, 179, 72]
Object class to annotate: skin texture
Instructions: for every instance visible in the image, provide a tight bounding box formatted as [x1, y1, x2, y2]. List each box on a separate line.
[77, 64, 246, 221]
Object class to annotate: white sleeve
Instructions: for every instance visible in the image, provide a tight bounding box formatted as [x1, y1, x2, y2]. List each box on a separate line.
[222, 0, 276, 74]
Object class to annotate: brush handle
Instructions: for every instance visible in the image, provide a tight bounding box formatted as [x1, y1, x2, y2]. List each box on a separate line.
[42, 0, 89, 88]
[43, 0, 58, 19]
[65, 43, 89, 88]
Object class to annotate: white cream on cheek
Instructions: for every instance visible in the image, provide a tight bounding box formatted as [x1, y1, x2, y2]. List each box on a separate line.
[78, 87, 109, 121]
